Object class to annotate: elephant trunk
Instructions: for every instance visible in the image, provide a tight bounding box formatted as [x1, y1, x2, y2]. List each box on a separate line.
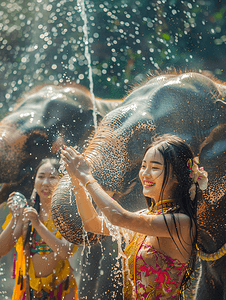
[84, 127, 131, 194]
[51, 174, 106, 245]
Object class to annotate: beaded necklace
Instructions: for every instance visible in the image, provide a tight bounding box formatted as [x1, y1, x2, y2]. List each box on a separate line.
[148, 198, 179, 215]
[30, 213, 54, 255]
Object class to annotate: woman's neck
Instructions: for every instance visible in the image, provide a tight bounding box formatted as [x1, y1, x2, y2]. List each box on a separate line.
[150, 198, 178, 215]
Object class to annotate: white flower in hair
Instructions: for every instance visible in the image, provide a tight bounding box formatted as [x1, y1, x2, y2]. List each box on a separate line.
[187, 157, 208, 200]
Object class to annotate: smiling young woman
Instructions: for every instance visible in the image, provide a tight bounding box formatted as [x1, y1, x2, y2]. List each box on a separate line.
[139, 146, 178, 202]
[1, 158, 78, 300]
[61, 134, 208, 299]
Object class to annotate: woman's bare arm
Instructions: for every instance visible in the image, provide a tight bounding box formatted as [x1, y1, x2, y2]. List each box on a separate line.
[82, 179, 194, 240]
[0, 195, 24, 256]
[61, 147, 195, 243]
[67, 176, 110, 235]
[23, 207, 75, 260]
[0, 216, 22, 256]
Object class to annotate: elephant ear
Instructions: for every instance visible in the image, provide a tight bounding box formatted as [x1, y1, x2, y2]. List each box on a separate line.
[51, 174, 106, 245]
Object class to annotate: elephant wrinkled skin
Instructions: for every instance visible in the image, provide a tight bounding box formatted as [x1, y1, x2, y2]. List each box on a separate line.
[52, 72, 226, 299]
[0, 84, 121, 204]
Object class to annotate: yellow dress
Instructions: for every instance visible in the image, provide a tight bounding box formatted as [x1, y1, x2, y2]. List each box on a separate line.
[3, 213, 79, 300]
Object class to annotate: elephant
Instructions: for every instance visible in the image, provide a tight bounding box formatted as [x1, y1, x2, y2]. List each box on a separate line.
[51, 72, 226, 299]
[0, 83, 121, 204]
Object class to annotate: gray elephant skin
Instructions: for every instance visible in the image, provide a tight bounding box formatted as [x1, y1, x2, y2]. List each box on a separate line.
[0, 83, 121, 204]
[52, 72, 226, 299]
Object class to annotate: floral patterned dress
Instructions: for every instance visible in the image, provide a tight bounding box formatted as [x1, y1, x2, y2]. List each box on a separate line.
[123, 233, 187, 300]
[123, 199, 188, 300]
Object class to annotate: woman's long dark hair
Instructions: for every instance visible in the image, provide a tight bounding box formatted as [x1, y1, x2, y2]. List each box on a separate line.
[142, 134, 199, 297]
[24, 158, 61, 246]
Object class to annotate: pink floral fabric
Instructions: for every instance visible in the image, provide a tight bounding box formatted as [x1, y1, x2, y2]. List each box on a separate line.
[135, 242, 187, 299]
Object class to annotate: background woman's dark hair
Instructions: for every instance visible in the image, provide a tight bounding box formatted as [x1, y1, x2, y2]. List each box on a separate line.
[24, 157, 61, 247]
[142, 134, 199, 297]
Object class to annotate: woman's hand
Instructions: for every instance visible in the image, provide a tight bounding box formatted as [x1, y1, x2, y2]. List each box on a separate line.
[7, 192, 24, 218]
[61, 146, 92, 184]
[23, 206, 40, 228]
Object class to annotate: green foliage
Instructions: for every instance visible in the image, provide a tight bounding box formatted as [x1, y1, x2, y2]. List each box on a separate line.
[0, 0, 226, 118]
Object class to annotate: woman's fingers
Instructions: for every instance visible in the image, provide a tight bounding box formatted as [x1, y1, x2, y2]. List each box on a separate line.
[7, 198, 13, 204]
[23, 207, 33, 215]
[60, 153, 70, 166]
[24, 206, 35, 213]
[7, 193, 15, 204]
[61, 150, 74, 163]
[61, 147, 90, 179]
[7, 196, 19, 213]
[23, 208, 40, 227]
[23, 207, 38, 219]
[61, 150, 81, 168]
[69, 146, 81, 156]
[9, 192, 16, 197]
[62, 146, 81, 159]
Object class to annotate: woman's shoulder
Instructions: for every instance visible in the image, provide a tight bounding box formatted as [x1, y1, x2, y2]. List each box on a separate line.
[171, 212, 196, 237]
[170, 211, 194, 222]
[137, 208, 149, 215]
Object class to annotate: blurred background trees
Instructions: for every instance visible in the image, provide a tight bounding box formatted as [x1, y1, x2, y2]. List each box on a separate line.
[0, 0, 225, 118]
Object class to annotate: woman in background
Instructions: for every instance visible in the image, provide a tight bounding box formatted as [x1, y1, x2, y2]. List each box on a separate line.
[2, 158, 78, 300]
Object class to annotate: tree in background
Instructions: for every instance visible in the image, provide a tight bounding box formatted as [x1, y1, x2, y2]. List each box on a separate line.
[0, 0, 225, 115]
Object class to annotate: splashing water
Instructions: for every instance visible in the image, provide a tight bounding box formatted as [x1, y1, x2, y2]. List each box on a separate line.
[2, 0, 225, 118]
[69, 181, 128, 295]
[101, 214, 136, 298]
[77, 0, 98, 133]
[0, 262, 8, 299]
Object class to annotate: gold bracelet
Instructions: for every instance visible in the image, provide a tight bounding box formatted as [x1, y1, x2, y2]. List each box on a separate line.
[85, 179, 97, 188]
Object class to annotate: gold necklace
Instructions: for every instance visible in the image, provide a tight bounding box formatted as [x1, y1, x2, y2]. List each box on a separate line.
[149, 199, 179, 215]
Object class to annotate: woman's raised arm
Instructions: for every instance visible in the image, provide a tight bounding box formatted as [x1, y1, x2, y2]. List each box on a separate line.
[60, 147, 194, 244]
[61, 147, 110, 235]
[23, 206, 75, 260]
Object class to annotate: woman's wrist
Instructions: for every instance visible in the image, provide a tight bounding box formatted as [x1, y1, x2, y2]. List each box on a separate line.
[84, 179, 98, 188]
[12, 212, 21, 223]
[30, 218, 41, 229]
[70, 173, 97, 190]
[79, 174, 95, 187]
